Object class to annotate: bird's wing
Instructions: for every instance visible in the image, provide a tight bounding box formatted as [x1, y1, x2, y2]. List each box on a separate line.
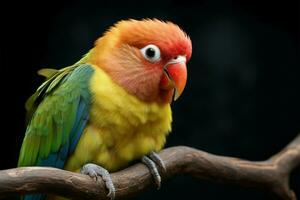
[18, 64, 94, 168]
[25, 65, 77, 123]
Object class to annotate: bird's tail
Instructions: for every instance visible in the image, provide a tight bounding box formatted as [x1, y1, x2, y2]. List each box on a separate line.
[22, 194, 46, 200]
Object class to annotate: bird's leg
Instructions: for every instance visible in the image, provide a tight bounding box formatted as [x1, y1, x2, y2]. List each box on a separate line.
[142, 151, 166, 189]
[81, 163, 115, 200]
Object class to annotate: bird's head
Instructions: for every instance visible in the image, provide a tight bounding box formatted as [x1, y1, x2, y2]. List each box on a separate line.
[87, 19, 192, 104]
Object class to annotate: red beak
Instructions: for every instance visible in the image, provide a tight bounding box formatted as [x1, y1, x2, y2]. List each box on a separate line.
[160, 56, 187, 101]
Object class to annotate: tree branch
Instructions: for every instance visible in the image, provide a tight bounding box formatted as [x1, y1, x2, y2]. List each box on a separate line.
[0, 134, 299, 200]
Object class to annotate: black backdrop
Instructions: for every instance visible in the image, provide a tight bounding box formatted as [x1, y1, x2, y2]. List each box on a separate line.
[1, 0, 299, 199]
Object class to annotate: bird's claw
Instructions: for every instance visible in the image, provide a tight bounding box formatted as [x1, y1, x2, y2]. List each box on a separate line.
[81, 163, 116, 200]
[149, 151, 166, 173]
[142, 151, 166, 189]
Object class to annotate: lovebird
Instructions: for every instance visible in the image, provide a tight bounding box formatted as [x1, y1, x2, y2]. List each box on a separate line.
[18, 19, 192, 200]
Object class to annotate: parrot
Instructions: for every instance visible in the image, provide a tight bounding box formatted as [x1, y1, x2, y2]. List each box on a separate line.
[18, 19, 192, 200]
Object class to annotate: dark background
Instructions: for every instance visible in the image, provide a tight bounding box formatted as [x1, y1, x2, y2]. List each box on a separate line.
[1, 0, 299, 199]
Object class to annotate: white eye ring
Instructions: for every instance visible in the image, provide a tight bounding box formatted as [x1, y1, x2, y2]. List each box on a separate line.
[140, 44, 161, 63]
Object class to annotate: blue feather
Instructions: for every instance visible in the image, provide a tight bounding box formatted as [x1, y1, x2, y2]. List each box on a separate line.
[69, 97, 89, 153]
[24, 194, 45, 200]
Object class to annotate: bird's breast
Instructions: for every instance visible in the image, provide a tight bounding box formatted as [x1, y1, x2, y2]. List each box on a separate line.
[64, 65, 172, 172]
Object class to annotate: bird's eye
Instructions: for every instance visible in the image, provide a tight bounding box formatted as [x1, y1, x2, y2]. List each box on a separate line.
[140, 44, 161, 63]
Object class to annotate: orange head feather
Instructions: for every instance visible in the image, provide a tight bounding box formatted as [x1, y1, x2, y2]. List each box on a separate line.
[87, 19, 192, 104]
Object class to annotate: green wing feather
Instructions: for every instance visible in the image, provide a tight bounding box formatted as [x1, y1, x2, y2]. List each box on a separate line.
[18, 64, 94, 167]
[25, 65, 78, 123]
[37, 68, 59, 78]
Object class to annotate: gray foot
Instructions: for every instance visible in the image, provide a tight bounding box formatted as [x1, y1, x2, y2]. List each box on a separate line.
[142, 151, 166, 189]
[81, 163, 115, 200]
[149, 152, 166, 173]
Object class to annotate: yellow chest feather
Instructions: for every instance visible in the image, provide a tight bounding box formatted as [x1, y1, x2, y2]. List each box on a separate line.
[64, 65, 172, 172]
